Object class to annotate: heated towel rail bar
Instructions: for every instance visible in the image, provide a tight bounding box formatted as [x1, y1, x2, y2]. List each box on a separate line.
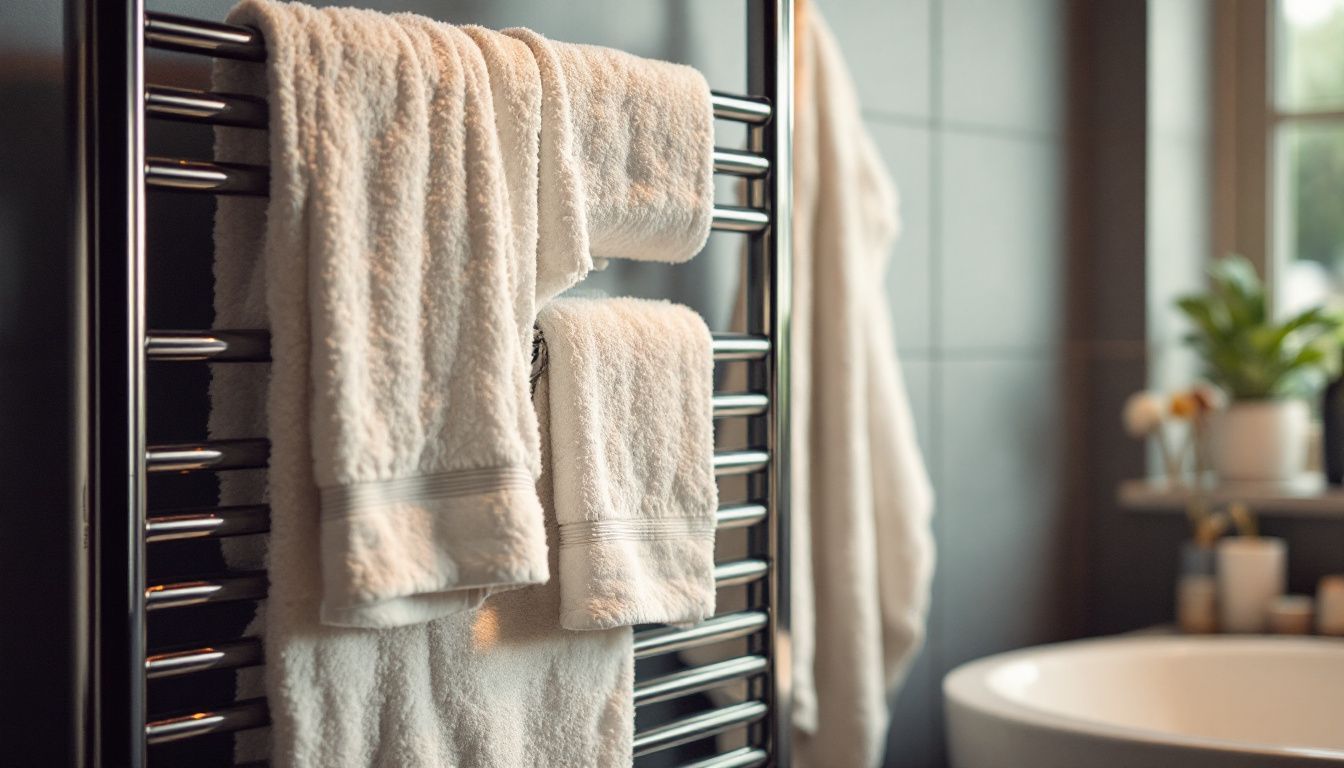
[86, 4, 790, 767]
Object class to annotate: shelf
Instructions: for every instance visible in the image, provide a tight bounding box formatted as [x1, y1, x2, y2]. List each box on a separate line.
[1118, 473, 1344, 516]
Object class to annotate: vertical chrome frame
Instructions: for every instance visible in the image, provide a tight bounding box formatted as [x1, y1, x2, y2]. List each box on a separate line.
[747, 0, 792, 763]
[84, 0, 147, 765]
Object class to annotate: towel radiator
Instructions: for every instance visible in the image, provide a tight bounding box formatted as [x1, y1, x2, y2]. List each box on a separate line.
[84, 2, 791, 766]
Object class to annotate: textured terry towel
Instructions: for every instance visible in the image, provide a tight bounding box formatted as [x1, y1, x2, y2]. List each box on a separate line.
[789, 6, 936, 767]
[537, 298, 718, 630]
[209, 3, 635, 765]
[210, 0, 554, 631]
[231, 370, 633, 768]
[506, 27, 716, 300]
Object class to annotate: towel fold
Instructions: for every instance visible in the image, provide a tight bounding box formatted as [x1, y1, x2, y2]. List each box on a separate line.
[537, 297, 718, 630]
[506, 28, 715, 300]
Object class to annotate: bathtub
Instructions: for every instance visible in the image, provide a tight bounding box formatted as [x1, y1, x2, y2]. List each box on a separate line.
[944, 635, 1344, 768]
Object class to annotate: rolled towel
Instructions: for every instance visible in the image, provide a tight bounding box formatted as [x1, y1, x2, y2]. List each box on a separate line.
[506, 28, 716, 302]
[536, 297, 718, 630]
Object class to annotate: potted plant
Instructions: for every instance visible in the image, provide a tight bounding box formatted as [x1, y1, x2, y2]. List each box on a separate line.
[1176, 256, 1343, 482]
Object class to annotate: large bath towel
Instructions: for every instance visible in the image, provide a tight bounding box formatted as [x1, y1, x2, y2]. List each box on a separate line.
[211, 1, 549, 632]
[789, 6, 936, 768]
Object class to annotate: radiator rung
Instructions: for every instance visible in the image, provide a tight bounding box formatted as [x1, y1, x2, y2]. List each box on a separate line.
[146, 330, 769, 363]
[146, 439, 761, 478]
[146, 639, 262, 679]
[146, 504, 268, 542]
[144, 155, 765, 230]
[712, 559, 769, 588]
[711, 392, 769, 418]
[146, 439, 268, 473]
[145, 157, 268, 195]
[145, 699, 269, 745]
[146, 330, 270, 362]
[714, 502, 767, 530]
[712, 450, 769, 477]
[146, 85, 267, 128]
[712, 148, 769, 178]
[633, 655, 767, 706]
[145, 573, 267, 610]
[142, 501, 761, 543]
[632, 701, 767, 758]
[633, 611, 767, 659]
[678, 747, 769, 768]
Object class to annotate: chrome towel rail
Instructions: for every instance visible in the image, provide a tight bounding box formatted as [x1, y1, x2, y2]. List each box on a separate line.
[632, 655, 767, 706]
[632, 701, 769, 758]
[147, 438, 768, 477]
[142, 560, 765, 613]
[633, 611, 769, 659]
[144, 500, 766, 543]
[143, 12, 774, 126]
[144, 607, 771, 684]
[146, 329, 772, 363]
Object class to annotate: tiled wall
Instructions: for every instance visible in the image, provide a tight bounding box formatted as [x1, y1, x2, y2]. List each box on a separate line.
[820, 1, 1074, 765]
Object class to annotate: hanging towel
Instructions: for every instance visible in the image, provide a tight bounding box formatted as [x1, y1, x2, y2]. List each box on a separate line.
[506, 28, 715, 297]
[788, 6, 936, 768]
[230, 368, 633, 768]
[211, 0, 553, 631]
[536, 297, 718, 630]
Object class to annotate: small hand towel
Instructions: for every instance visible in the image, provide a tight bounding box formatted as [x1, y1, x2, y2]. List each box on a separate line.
[211, 0, 552, 630]
[505, 28, 715, 302]
[536, 297, 718, 630]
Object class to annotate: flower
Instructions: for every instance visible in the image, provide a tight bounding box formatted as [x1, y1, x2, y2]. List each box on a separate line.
[1123, 391, 1166, 436]
[1170, 391, 1199, 420]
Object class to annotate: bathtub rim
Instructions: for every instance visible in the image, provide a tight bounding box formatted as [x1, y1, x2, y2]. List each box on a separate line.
[942, 634, 1344, 763]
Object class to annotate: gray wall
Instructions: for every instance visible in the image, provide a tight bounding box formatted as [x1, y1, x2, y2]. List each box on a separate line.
[818, 1, 1076, 766]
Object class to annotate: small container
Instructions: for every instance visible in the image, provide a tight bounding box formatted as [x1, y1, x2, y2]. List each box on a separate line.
[1216, 536, 1287, 633]
[1317, 575, 1344, 636]
[1177, 575, 1218, 633]
[1268, 595, 1314, 635]
[1176, 542, 1217, 633]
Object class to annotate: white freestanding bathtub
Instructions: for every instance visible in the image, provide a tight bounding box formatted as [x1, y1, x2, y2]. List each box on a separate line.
[944, 635, 1344, 768]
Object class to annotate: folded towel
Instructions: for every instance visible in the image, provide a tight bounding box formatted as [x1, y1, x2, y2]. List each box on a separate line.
[536, 297, 718, 630]
[212, 0, 553, 631]
[505, 28, 715, 300]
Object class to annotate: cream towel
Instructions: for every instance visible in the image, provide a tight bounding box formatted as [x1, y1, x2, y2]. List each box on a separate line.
[506, 27, 715, 296]
[536, 297, 718, 630]
[211, 0, 553, 630]
[789, 7, 936, 768]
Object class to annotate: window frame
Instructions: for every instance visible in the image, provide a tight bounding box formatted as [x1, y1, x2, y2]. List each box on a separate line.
[1216, 0, 1344, 313]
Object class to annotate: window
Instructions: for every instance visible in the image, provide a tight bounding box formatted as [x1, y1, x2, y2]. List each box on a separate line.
[1273, 0, 1344, 316]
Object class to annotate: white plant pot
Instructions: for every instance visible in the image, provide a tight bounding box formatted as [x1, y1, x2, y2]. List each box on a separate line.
[1210, 399, 1309, 482]
[1216, 536, 1287, 633]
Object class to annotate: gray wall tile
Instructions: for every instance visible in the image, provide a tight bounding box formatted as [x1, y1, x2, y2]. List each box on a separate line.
[939, 132, 1064, 350]
[939, 0, 1064, 134]
[872, 121, 935, 352]
[899, 356, 935, 461]
[821, 0, 933, 120]
[937, 356, 1068, 668]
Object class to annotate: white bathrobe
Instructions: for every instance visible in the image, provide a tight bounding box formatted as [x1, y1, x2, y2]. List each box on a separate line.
[789, 7, 936, 767]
